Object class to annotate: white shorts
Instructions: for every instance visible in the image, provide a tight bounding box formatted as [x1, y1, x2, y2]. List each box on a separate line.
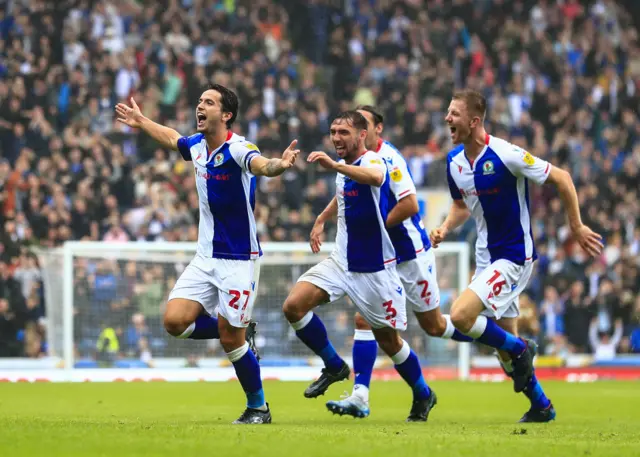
[298, 258, 407, 330]
[168, 254, 261, 328]
[469, 259, 533, 320]
[398, 249, 440, 313]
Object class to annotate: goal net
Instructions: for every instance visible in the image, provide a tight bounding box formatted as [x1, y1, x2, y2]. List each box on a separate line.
[35, 241, 470, 381]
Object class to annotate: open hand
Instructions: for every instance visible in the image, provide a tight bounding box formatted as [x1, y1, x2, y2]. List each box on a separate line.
[307, 151, 337, 170]
[573, 224, 604, 257]
[281, 139, 300, 169]
[115, 98, 144, 128]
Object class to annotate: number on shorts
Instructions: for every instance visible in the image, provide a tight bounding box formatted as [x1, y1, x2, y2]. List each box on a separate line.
[382, 300, 397, 320]
[486, 270, 507, 296]
[418, 280, 432, 304]
[229, 290, 251, 310]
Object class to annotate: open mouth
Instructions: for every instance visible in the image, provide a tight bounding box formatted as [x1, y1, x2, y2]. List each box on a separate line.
[449, 126, 457, 135]
[196, 112, 207, 128]
[335, 145, 346, 155]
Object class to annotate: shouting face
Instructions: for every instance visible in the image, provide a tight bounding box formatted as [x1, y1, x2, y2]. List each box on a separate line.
[196, 89, 232, 134]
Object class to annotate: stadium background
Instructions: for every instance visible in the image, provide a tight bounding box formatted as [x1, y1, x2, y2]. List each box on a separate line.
[0, 0, 639, 378]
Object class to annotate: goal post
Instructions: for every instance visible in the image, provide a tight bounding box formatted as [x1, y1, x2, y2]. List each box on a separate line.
[34, 241, 470, 381]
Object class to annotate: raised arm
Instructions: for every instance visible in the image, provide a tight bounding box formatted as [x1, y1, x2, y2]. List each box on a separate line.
[249, 140, 300, 177]
[115, 98, 181, 151]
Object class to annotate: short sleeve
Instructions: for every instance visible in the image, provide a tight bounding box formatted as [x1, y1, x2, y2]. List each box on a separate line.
[229, 141, 261, 172]
[176, 136, 193, 161]
[360, 151, 388, 184]
[387, 156, 416, 201]
[447, 160, 463, 200]
[501, 145, 551, 185]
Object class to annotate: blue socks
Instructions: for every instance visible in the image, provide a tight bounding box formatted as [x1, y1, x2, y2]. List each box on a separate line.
[187, 315, 219, 340]
[466, 315, 525, 355]
[228, 343, 265, 409]
[292, 313, 344, 372]
[392, 341, 431, 400]
[500, 357, 550, 409]
[524, 374, 551, 409]
[353, 330, 378, 388]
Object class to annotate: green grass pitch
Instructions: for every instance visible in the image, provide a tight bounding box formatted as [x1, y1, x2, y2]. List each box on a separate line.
[1, 380, 639, 457]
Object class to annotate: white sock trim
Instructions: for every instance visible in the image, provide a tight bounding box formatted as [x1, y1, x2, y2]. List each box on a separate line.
[441, 315, 455, 339]
[352, 384, 369, 401]
[466, 315, 488, 339]
[226, 342, 249, 363]
[390, 339, 411, 365]
[354, 329, 376, 341]
[177, 322, 195, 339]
[290, 311, 314, 331]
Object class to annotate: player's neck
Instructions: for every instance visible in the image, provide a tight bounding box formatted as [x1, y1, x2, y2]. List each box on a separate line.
[204, 129, 230, 153]
[346, 147, 368, 164]
[463, 129, 488, 160]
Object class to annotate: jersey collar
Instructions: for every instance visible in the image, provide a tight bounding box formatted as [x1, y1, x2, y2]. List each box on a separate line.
[376, 138, 383, 152]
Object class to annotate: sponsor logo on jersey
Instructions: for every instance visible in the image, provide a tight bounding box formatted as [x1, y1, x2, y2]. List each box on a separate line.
[370, 158, 383, 165]
[245, 142, 259, 151]
[482, 160, 495, 175]
[522, 151, 535, 166]
[396, 286, 403, 295]
[343, 190, 359, 197]
[390, 167, 403, 182]
[459, 187, 500, 197]
[213, 152, 225, 167]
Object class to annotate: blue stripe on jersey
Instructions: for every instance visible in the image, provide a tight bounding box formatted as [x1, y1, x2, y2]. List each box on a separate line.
[382, 141, 430, 262]
[205, 145, 253, 260]
[177, 133, 204, 161]
[410, 213, 431, 251]
[474, 150, 528, 265]
[524, 178, 537, 261]
[386, 192, 415, 263]
[344, 175, 391, 273]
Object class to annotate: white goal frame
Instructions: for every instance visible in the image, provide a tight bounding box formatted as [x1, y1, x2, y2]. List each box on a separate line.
[55, 241, 470, 380]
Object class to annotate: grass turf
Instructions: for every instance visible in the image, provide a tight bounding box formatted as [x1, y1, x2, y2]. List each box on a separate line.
[1, 380, 639, 457]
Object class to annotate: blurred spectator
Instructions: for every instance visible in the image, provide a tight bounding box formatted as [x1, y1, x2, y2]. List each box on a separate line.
[0, 0, 638, 361]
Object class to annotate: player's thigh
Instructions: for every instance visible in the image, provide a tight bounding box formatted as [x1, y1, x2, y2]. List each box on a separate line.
[284, 258, 345, 319]
[348, 267, 407, 331]
[165, 257, 214, 330]
[215, 258, 260, 329]
[399, 250, 441, 314]
[471, 259, 532, 320]
[354, 312, 371, 330]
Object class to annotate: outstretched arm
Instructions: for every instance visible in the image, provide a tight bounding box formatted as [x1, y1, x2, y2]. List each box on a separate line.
[250, 140, 300, 177]
[546, 166, 603, 257]
[115, 98, 180, 151]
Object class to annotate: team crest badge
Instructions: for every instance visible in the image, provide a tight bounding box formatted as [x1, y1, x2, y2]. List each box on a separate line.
[213, 152, 225, 167]
[482, 160, 495, 175]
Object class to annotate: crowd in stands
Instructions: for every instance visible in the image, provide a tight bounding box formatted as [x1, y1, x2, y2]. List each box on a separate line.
[1, 0, 639, 362]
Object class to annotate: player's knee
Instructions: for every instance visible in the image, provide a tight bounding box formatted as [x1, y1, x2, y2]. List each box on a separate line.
[218, 326, 244, 353]
[372, 328, 402, 356]
[419, 315, 446, 337]
[163, 310, 191, 337]
[450, 306, 473, 334]
[282, 295, 305, 323]
[354, 313, 371, 331]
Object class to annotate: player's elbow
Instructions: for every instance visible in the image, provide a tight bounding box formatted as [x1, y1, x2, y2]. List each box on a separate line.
[372, 172, 384, 187]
